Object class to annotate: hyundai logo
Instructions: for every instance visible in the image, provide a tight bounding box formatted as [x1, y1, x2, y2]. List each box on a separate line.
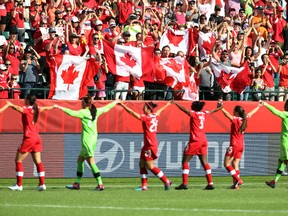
[85, 138, 125, 173]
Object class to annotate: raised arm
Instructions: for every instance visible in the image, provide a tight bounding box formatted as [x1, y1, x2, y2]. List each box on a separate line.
[221, 108, 233, 121]
[39, 106, 55, 113]
[209, 101, 223, 114]
[172, 101, 190, 116]
[155, 101, 171, 115]
[263, 102, 288, 119]
[54, 104, 84, 119]
[0, 102, 10, 113]
[247, 102, 262, 118]
[120, 103, 141, 120]
[7, 101, 23, 113]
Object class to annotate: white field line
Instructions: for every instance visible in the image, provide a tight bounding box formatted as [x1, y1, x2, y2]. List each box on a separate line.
[1, 203, 288, 214]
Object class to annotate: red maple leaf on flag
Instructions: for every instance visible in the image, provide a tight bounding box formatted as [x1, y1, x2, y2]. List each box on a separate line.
[164, 59, 182, 73]
[120, 52, 137, 68]
[166, 30, 184, 47]
[217, 70, 233, 89]
[61, 64, 79, 90]
[202, 35, 216, 54]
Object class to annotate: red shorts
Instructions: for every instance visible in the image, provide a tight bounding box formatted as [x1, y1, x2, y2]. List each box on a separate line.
[184, 141, 208, 156]
[18, 135, 43, 153]
[140, 146, 158, 161]
[225, 145, 244, 159]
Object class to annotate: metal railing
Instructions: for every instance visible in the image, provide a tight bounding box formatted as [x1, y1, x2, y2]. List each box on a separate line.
[6, 87, 288, 101]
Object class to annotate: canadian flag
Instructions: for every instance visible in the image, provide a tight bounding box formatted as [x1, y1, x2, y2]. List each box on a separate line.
[48, 54, 98, 100]
[181, 73, 200, 101]
[103, 40, 154, 81]
[159, 27, 189, 54]
[210, 59, 251, 94]
[198, 31, 216, 58]
[158, 56, 190, 88]
[187, 27, 199, 56]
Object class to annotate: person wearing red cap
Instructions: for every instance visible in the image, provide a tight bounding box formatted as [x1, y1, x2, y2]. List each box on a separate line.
[271, 2, 286, 48]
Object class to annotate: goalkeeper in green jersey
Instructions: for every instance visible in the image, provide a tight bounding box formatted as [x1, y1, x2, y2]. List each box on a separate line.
[263, 101, 288, 188]
[54, 96, 118, 191]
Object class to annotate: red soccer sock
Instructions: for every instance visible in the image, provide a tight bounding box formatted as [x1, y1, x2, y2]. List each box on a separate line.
[151, 167, 169, 184]
[226, 165, 240, 182]
[182, 162, 189, 185]
[36, 162, 45, 186]
[204, 164, 213, 185]
[16, 162, 24, 186]
[140, 168, 148, 187]
[233, 170, 240, 184]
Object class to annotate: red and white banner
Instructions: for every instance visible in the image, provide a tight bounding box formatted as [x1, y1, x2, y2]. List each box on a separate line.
[48, 55, 98, 100]
[158, 56, 190, 88]
[159, 27, 189, 55]
[103, 40, 154, 81]
[210, 59, 251, 94]
[182, 73, 199, 101]
[198, 31, 216, 58]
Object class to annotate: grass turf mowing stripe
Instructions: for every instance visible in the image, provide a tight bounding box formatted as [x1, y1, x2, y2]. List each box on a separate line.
[1, 204, 288, 214]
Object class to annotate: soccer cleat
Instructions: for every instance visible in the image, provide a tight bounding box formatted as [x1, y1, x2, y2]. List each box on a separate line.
[265, 180, 276, 188]
[204, 184, 215, 190]
[164, 180, 172, 191]
[95, 184, 104, 191]
[233, 179, 243, 190]
[175, 183, 188, 190]
[65, 182, 80, 190]
[8, 184, 23, 191]
[36, 184, 46, 191]
[134, 186, 148, 191]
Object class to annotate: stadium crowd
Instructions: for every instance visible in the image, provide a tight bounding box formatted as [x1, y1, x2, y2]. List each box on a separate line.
[0, 0, 287, 101]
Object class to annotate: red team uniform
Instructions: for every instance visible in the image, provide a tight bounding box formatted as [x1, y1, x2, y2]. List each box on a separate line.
[140, 113, 159, 160]
[18, 106, 42, 153]
[184, 110, 209, 155]
[225, 116, 248, 159]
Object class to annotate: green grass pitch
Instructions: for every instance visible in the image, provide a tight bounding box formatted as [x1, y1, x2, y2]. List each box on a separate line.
[0, 176, 288, 216]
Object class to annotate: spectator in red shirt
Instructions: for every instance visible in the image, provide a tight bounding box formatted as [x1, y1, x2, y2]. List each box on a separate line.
[0, 64, 9, 99]
[66, 33, 83, 56]
[8, 74, 20, 99]
[117, 0, 135, 25]
[271, 3, 286, 48]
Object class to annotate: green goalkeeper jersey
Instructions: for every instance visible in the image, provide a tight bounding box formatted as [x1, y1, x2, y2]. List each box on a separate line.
[62, 101, 117, 157]
[266, 103, 288, 146]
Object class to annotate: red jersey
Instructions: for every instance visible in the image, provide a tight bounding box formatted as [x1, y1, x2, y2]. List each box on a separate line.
[22, 106, 39, 138]
[189, 110, 209, 143]
[141, 113, 159, 148]
[230, 116, 246, 147]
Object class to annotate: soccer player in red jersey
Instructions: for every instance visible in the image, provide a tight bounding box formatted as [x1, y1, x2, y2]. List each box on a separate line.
[221, 103, 261, 189]
[120, 101, 172, 191]
[173, 101, 222, 190]
[7, 94, 54, 191]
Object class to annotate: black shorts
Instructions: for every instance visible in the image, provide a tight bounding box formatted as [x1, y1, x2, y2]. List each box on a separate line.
[0, 15, 7, 25]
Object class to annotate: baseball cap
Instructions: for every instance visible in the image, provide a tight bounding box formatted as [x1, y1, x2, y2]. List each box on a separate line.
[55, 10, 63, 15]
[109, 22, 116, 28]
[71, 16, 79, 23]
[255, 6, 264, 10]
[26, 48, 33, 53]
[129, 13, 137, 19]
[0, 64, 7, 70]
[95, 20, 103, 26]
[70, 33, 80, 38]
[118, 38, 125, 43]
[49, 27, 56, 33]
[238, 30, 245, 34]
[123, 31, 131, 36]
[239, 8, 245, 13]
[277, 6, 284, 11]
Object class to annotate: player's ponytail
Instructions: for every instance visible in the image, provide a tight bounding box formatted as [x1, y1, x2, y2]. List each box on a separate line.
[191, 101, 205, 111]
[26, 94, 39, 123]
[82, 95, 97, 121]
[235, 106, 247, 133]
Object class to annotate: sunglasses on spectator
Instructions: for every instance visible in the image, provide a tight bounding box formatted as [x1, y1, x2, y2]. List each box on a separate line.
[5, 63, 11, 66]
[10, 47, 15, 49]
[93, 37, 99, 40]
